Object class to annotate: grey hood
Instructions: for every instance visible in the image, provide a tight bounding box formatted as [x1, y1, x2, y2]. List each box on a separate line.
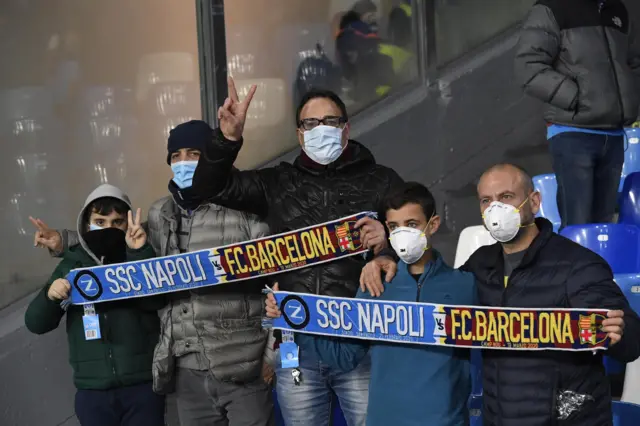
[77, 184, 132, 265]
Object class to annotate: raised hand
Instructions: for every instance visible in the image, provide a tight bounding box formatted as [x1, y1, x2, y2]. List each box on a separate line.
[30, 216, 63, 253]
[125, 208, 147, 250]
[218, 76, 257, 141]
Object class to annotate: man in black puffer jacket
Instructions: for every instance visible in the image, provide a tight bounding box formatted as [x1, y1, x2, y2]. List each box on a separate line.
[360, 163, 640, 426]
[192, 79, 403, 426]
[464, 164, 640, 426]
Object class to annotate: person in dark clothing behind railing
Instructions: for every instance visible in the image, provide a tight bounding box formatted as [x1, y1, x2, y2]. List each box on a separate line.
[515, 0, 640, 230]
[191, 78, 403, 426]
[335, 2, 395, 102]
[360, 163, 640, 426]
[388, 0, 413, 48]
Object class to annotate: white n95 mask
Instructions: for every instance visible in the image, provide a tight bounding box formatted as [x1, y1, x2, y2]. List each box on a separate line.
[482, 201, 523, 243]
[389, 227, 428, 264]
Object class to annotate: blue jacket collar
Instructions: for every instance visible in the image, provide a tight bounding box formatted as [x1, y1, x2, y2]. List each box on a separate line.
[398, 249, 446, 282]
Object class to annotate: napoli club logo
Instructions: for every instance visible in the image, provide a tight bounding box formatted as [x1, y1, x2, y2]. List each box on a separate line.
[281, 295, 310, 330]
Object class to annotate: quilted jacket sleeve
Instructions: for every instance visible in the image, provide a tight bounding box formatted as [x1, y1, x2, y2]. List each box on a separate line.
[192, 128, 273, 218]
[244, 212, 270, 240]
[628, 19, 640, 86]
[514, 3, 579, 110]
[567, 258, 640, 363]
[47, 229, 80, 258]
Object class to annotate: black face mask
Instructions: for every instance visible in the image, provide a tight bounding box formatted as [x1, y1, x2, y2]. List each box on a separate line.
[83, 227, 127, 265]
[168, 180, 203, 211]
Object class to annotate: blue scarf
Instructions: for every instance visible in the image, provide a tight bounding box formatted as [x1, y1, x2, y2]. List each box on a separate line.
[270, 292, 611, 352]
[67, 212, 374, 305]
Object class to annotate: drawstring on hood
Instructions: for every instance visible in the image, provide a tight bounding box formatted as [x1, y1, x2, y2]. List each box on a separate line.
[77, 184, 132, 265]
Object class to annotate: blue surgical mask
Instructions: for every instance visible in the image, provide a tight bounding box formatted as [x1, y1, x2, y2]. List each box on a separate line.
[89, 224, 103, 231]
[171, 160, 198, 189]
[302, 125, 345, 165]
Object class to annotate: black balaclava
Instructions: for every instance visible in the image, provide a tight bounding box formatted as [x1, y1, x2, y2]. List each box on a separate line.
[83, 227, 127, 265]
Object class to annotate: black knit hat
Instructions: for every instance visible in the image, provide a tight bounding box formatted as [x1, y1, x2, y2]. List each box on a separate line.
[166, 120, 212, 164]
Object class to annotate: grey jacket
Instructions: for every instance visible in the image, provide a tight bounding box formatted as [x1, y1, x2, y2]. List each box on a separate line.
[515, 0, 640, 128]
[147, 196, 270, 393]
[56, 196, 271, 392]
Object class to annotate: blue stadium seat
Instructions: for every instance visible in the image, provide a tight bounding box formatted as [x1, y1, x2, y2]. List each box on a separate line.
[618, 171, 640, 226]
[560, 224, 640, 274]
[613, 401, 640, 426]
[614, 273, 640, 316]
[470, 349, 482, 396]
[604, 272, 640, 377]
[619, 127, 640, 192]
[533, 174, 561, 232]
[561, 225, 640, 375]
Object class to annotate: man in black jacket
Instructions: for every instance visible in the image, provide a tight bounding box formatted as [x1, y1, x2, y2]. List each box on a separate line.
[515, 0, 640, 229]
[360, 163, 640, 426]
[192, 78, 403, 426]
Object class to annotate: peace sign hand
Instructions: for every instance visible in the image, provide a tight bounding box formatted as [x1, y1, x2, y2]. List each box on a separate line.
[30, 216, 63, 253]
[218, 76, 257, 142]
[125, 208, 147, 250]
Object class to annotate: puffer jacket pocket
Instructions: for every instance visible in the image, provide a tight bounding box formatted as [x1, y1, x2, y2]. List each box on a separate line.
[202, 317, 266, 383]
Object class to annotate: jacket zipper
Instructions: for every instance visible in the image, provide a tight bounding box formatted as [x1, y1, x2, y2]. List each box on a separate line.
[102, 313, 118, 381]
[415, 263, 432, 301]
[599, 4, 625, 126]
[497, 262, 509, 425]
[317, 190, 329, 295]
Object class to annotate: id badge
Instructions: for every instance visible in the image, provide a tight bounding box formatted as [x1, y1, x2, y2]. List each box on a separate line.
[281, 330, 295, 343]
[280, 342, 299, 369]
[82, 304, 101, 341]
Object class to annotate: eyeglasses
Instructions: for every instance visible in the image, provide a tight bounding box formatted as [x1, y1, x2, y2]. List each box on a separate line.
[298, 116, 347, 131]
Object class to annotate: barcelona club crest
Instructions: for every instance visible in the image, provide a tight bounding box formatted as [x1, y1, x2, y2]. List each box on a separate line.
[578, 313, 608, 346]
[335, 221, 362, 252]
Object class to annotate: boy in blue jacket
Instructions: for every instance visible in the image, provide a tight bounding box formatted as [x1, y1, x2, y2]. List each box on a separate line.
[266, 182, 476, 426]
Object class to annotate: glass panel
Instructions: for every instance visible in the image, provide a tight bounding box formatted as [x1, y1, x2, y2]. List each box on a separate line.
[223, 0, 422, 168]
[435, 0, 535, 66]
[0, 0, 201, 307]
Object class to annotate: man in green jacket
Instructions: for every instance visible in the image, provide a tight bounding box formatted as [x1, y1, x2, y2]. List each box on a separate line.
[24, 184, 165, 426]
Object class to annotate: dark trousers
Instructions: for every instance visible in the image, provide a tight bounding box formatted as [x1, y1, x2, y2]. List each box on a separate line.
[75, 382, 165, 426]
[174, 368, 274, 426]
[549, 132, 624, 230]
